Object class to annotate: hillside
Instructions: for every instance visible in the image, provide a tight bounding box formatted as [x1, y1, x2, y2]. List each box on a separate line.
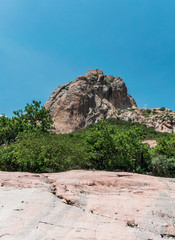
[117, 107, 175, 133]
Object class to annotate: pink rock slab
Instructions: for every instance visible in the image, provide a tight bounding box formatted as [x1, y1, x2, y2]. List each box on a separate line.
[0, 170, 175, 240]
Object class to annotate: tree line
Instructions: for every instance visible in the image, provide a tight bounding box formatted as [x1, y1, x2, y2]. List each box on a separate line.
[0, 100, 174, 177]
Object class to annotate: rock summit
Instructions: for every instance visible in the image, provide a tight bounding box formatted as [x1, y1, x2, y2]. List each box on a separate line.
[45, 69, 137, 133]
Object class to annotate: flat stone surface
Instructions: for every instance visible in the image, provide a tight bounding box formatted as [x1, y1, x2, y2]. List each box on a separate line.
[0, 170, 175, 240]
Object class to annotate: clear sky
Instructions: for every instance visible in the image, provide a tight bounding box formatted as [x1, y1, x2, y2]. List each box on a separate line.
[0, 0, 175, 116]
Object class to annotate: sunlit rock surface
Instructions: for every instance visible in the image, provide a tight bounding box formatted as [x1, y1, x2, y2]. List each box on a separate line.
[45, 69, 175, 133]
[44, 69, 137, 133]
[0, 170, 175, 240]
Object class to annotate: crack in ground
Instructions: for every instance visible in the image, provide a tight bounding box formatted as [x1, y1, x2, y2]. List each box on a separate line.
[0, 234, 10, 238]
[42, 175, 60, 199]
[160, 234, 175, 239]
[94, 223, 99, 240]
[39, 221, 95, 232]
[42, 176, 85, 211]
[43, 175, 119, 222]
[89, 210, 118, 221]
[42, 175, 135, 226]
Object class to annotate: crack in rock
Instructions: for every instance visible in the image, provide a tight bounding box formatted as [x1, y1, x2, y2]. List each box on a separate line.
[0, 234, 10, 238]
[160, 234, 175, 238]
[39, 221, 95, 232]
[39, 221, 54, 226]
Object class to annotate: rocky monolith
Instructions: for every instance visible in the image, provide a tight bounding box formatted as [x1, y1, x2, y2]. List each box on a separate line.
[44, 69, 137, 133]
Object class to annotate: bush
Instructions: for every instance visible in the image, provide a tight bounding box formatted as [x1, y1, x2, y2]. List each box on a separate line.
[152, 109, 157, 115]
[146, 109, 151, 114]
[0, 131, 86, 173]
[148, 134, 175, 177]
[153, 134, 175, 157]
[84, 121, 117, 170]
[150, 155, 175, 177]
[113, 127, 151, 171]
[0, 115, 18, 145]
[0, 144, 18, 171]
[0, 115, 173, 177]
[84, 121, 151, 172]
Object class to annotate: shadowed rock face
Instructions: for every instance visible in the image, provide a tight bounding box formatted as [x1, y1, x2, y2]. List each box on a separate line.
[0, 170, 175, 240]
[44, 69, 137, 133]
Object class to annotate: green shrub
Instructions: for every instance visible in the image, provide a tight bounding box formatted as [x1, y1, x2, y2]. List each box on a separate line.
[84, 121, 151, 172]
[113, 127, 151, 171]
[0, 144, 18, 171]
[84, 121, 117, 170]
[0, 112, 173, 177]
[152, 109, 157, 115]
[0, 131, 87, 173]
[153, 134, 175, 157]
[150, 155, 175, 177]
[146, 109, 151, 114]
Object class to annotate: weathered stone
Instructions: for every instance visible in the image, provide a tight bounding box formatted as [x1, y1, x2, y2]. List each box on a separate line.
[44, 69, 137, 133]
[0, 170, 175, 240]
[44, 69, 175, 133]
[117, 107, 175, 133]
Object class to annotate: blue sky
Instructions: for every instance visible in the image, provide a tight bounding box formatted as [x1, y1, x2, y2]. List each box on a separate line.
[0, 0, 175, 116]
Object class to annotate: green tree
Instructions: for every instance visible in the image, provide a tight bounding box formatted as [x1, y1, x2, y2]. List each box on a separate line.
[84, 121, 150, 171]
[0, 115, 18, 144]
[13, 100, 54, 132]
[0, 100, 54, 145]
[84, 120, 117, 170]
[113, 126, 150, 171]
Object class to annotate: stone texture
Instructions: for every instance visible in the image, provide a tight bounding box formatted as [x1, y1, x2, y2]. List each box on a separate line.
[117, 107, 175, 133]
[44, 69, 137, 133]
[44, 69, 175, 133]
[142, 139, 157, 148]
[0, 170, 175, 240]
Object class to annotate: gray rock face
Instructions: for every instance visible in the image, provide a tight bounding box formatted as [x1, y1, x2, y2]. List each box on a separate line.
[44, 69, 137, 133]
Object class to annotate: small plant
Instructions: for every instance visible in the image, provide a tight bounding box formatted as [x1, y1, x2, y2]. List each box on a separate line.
[160, 107, 166, 111]
[146, 109, 151, 114]
[153, 109, 157, 115]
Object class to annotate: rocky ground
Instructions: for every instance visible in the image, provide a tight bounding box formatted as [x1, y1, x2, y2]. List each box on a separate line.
[0, 170, 175, 240]
[117, 107, 175, 133]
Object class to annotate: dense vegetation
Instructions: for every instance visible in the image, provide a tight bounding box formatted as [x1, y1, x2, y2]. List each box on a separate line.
[0, 101, 174, 177]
